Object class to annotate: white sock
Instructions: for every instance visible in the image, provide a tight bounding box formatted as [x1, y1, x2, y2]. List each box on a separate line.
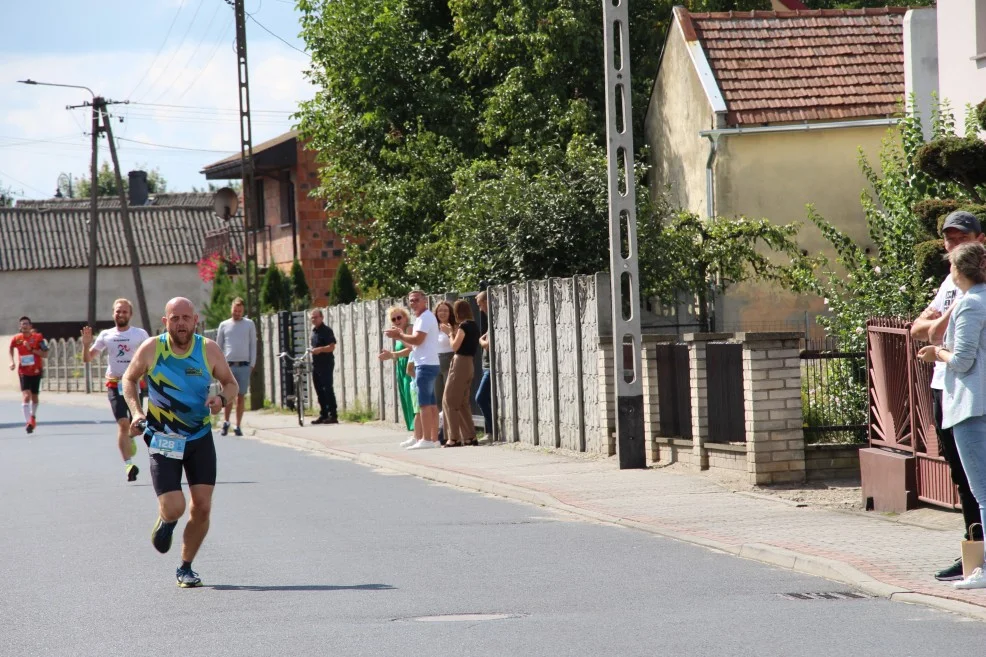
[31, 402, 37, 417]
[22, 404, 31, 423]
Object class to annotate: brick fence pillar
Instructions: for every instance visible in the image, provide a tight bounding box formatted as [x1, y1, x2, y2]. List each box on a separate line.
[682, 332, 734, 469]
[641, 334, 678, 464]
[736, 332, 805, 485]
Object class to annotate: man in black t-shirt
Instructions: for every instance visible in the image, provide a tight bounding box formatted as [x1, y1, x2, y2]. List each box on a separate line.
[310, 309, 338, 425]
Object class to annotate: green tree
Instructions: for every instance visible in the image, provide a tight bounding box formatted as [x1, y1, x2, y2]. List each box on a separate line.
[76, 163, 167, 198]
[296, 0, 671, 296]
[260, 265, 292, 313]
[641, 211, 810, 332]
[203, 263, 247, 329]
[329, 260, 358, 305]
[289, 259, 312, 310]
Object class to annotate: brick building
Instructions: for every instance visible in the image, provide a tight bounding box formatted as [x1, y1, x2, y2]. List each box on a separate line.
[200, 131, 343, 306]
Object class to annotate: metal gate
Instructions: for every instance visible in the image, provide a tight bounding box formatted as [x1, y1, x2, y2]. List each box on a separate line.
[866, 318, 959, 509]
[706, 342, 745, 443]
[655, 343, 691, 438]
[277, 310, 309, 411]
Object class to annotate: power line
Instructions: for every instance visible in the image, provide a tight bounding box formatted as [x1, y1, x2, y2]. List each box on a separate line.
[0, 134, 87, 148]
[149, 0, 227, 104]
[114, 136, 236, 153]
[127, 101, 292, 114]
[175, 19, 236, 101]
[127, 0, 187, 100]
[247, 13, 308, 57]
[0, 168, 52, 197]
[137, 0, 208, 102]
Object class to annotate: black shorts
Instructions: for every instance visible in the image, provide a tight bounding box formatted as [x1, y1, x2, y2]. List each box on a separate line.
[144, 431, 217, 496]
[107, 387, 145, 421]
[19, 374, 41, 395]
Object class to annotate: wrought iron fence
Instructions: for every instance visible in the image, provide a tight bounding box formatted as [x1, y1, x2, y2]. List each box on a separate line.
[800, 336, 867, 444]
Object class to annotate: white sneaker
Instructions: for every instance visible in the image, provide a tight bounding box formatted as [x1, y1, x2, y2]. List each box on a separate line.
[407, 439, 439, 450]
[400, 436, 417, 447]
[955, 567, 986, 589]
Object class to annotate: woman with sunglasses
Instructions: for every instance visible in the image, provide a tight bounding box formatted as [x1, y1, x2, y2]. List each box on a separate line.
[378, 306, 415, 437]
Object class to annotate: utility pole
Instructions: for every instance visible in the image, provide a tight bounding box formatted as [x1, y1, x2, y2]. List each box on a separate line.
[601, 1, 646, 469]
[86, 99, 101, 333]
[100, 104, 152, 330]
[229, 0, 265, 410]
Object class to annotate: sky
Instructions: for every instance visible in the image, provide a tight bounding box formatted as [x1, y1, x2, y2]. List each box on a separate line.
[0, 0, 312, 200]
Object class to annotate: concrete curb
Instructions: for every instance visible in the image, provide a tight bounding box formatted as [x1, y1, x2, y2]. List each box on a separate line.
[244, 425, 986, 623]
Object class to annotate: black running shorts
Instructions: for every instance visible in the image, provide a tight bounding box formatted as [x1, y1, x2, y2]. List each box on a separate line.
[107, 387, 144, 421]
[144, 431, 217, 496]
[19, 374, 41, 395]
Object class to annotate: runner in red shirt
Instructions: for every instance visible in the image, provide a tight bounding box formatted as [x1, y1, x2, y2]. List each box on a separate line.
[8, 316, 48, 434]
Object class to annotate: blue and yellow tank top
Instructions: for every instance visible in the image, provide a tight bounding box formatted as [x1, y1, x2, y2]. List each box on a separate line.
[147, 333, 212, 440]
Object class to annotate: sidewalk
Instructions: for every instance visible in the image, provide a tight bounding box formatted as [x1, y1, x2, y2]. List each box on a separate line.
[22, 391, 986, 621]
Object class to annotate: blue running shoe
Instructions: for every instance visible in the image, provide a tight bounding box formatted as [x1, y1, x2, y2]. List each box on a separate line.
[151, 517, 177, 554]
[176, 567, 202, 588]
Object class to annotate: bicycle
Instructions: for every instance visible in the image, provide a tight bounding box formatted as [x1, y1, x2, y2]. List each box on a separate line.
[278, 348, 313, 427]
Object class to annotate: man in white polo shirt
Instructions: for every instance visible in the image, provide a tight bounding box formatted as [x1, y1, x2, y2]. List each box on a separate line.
[82, 298, 150, 482]
[911, 210, 985, 581]
[385, 290, 440, 449]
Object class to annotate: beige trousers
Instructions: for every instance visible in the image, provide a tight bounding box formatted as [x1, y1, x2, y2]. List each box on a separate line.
[442, 354, 476, 444]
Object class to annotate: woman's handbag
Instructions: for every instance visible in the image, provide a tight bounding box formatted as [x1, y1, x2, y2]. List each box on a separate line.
[961, 523, 984, 578]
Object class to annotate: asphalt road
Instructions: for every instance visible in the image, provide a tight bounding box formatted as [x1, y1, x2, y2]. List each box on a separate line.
[2, 400, 985, 657]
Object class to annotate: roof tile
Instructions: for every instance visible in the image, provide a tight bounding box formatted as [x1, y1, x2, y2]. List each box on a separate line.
[0, 207, 227, 272]
[686, 8, 905, 126]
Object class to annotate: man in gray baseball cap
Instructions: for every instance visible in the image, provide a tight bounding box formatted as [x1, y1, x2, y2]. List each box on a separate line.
[911, 208, 985, 580]
[942, 210, 982, 235]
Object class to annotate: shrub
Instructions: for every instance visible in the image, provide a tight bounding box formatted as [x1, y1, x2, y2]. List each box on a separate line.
[329, 260, 358, 305]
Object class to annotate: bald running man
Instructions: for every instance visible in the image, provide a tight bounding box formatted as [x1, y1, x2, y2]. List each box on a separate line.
[123, 297, 238, 588]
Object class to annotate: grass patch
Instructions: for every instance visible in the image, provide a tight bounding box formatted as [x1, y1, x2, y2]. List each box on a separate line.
[338, 398, 377, 423]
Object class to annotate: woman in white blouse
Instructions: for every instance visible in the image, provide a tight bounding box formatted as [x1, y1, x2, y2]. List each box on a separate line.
[433, 300, 457, 425]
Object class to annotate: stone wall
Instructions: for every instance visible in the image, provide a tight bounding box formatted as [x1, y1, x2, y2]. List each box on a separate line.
[806, 443, 863, 482]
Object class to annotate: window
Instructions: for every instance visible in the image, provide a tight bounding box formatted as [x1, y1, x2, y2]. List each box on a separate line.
[978, 0, 986, 58]
[280, 177, 296, 228]
[253, 179, 265, 230]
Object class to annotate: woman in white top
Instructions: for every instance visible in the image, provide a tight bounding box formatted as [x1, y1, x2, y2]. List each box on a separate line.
[433, 300, 456, 426]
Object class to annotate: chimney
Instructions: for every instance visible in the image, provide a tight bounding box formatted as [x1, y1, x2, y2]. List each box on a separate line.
[128, 170, 149, 206]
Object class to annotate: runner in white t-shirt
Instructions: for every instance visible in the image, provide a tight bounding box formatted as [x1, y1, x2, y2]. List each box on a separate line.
[910, 210, 986, 581]
[81, 298, 150, 482]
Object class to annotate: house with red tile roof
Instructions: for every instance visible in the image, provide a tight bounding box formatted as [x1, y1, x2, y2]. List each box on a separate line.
[0, 190, 226, 337]
[644, 6, 907, 330]
[200, 131, 344, 308]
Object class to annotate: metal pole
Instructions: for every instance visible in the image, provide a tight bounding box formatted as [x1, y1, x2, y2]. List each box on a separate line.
[602, 0, 645, 469]
[231, 0, 265, 409]
[100, 105, 152, 331]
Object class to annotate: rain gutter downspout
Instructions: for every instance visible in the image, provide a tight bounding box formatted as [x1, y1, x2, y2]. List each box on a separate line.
[704, 132, 721, 219]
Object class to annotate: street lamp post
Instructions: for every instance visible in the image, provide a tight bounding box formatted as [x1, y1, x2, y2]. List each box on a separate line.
[19, 79, 101, 393]
[17, 80, 101, 337]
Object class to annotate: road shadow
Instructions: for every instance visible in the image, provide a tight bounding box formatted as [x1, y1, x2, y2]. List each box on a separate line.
[0, 421, 112, 430]
[208, 583, 396, 592]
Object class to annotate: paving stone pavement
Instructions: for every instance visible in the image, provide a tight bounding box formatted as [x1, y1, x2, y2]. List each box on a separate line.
[24, 392, 986, 620]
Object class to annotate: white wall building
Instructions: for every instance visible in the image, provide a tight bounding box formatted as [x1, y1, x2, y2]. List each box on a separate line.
[0, 201, 222, 337]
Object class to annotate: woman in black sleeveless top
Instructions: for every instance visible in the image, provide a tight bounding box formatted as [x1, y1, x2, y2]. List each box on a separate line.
[443, 299, 480, 446]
